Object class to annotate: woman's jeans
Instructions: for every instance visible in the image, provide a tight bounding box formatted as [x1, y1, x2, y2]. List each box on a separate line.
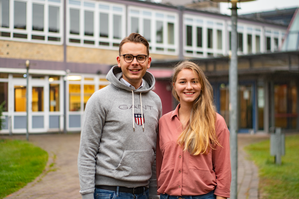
[160, 190, 215, 199]
[94, 187, 149, 199]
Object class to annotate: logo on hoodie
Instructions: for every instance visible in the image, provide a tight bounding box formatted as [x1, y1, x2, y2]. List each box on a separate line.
[134, 114, 145, 125]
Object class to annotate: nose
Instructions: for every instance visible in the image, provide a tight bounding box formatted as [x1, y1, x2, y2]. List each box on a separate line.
[186, 82, 192, 89]
[131, 57, 139, 64]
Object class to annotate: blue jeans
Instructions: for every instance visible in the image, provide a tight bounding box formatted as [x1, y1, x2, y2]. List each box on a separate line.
[94, 187, 149, 199]
[160, 190, 215, 199]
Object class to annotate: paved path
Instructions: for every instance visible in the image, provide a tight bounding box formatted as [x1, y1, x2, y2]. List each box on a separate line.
[1, 133, 269, 199]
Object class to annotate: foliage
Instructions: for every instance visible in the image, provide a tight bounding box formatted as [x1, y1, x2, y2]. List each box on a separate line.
[0, 139, 48, 198]
[245, 134, 299, 199]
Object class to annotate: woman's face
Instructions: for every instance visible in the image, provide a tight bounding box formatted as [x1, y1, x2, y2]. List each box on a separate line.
[173, 68, 202, 105]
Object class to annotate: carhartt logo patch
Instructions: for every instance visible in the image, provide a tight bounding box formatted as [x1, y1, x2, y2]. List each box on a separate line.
[134, 114, 145, 125]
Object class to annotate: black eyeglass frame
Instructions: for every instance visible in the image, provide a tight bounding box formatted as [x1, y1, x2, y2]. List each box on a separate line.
[119, 54, 148, 63]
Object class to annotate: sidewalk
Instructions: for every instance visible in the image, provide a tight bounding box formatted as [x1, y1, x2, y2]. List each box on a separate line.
[1, 133, 269, 199]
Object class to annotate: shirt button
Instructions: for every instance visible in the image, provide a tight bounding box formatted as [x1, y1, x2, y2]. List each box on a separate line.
[179, 155, 181, 158]
[179, 170, 181, 173]
[178, 185, 181, 188]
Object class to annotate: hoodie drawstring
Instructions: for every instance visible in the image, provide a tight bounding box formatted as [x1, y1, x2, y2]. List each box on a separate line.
[131, 90, 144, 132]
[140, 93, 144, 132]
[132, 90, 135, 131]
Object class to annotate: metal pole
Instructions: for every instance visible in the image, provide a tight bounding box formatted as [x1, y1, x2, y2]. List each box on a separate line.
[230, 3, 238, 199]
[26, 60, 30, 141]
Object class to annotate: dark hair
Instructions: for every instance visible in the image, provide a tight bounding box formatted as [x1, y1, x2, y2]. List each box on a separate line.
[119, 33, 150, 55]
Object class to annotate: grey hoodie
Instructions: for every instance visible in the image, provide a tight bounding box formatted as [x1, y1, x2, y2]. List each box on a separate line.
[78, 66, 162, 199]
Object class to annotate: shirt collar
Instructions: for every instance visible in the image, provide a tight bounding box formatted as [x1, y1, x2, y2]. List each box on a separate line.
[171, 104, 180, 119]
[120, 78, 144, 89]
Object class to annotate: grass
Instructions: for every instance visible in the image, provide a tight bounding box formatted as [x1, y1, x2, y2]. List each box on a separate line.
[245, 134, 299, 199]
[0, 139, 48, 199]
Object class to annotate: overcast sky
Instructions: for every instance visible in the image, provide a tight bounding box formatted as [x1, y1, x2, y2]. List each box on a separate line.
[220, 0, 299, 15]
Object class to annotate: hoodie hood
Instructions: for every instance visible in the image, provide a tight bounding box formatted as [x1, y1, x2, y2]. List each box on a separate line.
[106, 65, 156, 93]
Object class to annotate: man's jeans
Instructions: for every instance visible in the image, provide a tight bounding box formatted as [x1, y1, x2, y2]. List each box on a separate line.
[94, 187, 149, 199]
[160, 190, 215, 199]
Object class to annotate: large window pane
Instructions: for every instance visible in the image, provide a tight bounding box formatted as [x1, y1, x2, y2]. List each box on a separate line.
[186, 25, 192, 46]
[247, 34, 252, 53]
[255, 35, 260, 53]
[143, 19, 151, 42]
[131, 17, 139, 33]
[207, 28, 213, 48]
[217, 30, 222, 50]
[84, 84, 94, 110]
[274, 84, 297, 129]
[0, 0, 10, 28]
[84, 10, 94, 36]
[69, 84, 80, 111]
[113, 14, 121, 39]
[238, 33, 243, 52]
[32, 87, 44, 112]
[266, 36, 271, 51]
[70, 8, 80, 35]
[99, 13, 108, 38]
[32, 4, 44, 31]
[274, 37, 279, 51]
[167, 22, 174, 45]
[49, 84, 60, 112]
[0, 82, 8, 112]
[14, 86, 26, 112]
[156, 21, 163, 43]
[14, 1, 27, 30]
[196, 27, 202, 47]
[49, 6, 60, 33]
[238, 85, 253, 129]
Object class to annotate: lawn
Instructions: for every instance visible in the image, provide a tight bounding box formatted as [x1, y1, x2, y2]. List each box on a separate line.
[0, 139, 48, 199]
[245, 134, 299, 199]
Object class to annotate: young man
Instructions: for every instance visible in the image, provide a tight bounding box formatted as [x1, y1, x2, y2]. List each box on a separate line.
[78, 33, 162, 199]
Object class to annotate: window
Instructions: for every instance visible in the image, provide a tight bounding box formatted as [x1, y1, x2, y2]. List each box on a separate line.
[156, 21, 163, 44]
[69, 84, 81, 111]
[32, 4, 44, 31]
[247, 34, 252, 53]
[255, 35, 260, 53]
[186, 25, 192, 46]
[131, 17, 139, 33]
[84, 85, 94, 110]
[167, 22, 174, 45]
[0, 0, 10, 28]
[49, 84, 60, 112]
[266, 36, 271, 51]
[70, 8, 80, 35]
[143, 19, 151, 42]
[196, 27, 202, 47]
[14, 1, 27, 30]
[207, 28, 213, 49]
[49, 6, 60, 33]
[14, 86, 26, 112]
[84, 10, 94, 36]
[113, 15, 121, 39]
[274, 37, 279, 51]
[217, 30, 222, 50]
[0, 82, 8, 112]
[99, 13, 108, 38]
[32, 87, 44, 112]
[238, 33, 243, 52]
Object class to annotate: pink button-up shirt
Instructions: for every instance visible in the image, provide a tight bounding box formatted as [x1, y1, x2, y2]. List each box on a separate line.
[156, 105, 231, 198]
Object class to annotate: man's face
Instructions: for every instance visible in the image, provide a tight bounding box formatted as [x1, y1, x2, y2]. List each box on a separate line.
[117, 42, 151, 89]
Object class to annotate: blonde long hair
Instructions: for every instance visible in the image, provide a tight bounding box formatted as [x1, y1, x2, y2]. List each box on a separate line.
[172, 61, 220, 155]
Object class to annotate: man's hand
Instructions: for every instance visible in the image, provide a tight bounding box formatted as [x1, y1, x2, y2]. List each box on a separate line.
[216, 196, 226, 199]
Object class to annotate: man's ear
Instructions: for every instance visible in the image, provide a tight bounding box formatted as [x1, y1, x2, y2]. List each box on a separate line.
[147, 57, 152, 69]
[116, 56, 121, 67]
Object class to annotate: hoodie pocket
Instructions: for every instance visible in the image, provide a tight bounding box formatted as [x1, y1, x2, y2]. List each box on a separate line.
[113, 150, 154, 181]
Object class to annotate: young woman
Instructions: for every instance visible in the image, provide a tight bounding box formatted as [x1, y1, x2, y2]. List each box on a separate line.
[156, 61, 231, 199]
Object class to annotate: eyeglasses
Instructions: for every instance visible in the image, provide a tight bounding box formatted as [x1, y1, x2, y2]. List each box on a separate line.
[120, 54, 148, 63]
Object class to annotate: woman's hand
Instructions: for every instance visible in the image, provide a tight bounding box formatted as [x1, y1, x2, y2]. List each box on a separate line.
[216, 196, 226, 199]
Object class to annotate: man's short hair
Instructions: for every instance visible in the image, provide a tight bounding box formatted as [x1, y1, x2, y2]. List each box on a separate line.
[119, 33, 150, 56]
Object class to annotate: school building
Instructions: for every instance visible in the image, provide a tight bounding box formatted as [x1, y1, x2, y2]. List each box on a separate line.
[0, 0, 298, 134]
